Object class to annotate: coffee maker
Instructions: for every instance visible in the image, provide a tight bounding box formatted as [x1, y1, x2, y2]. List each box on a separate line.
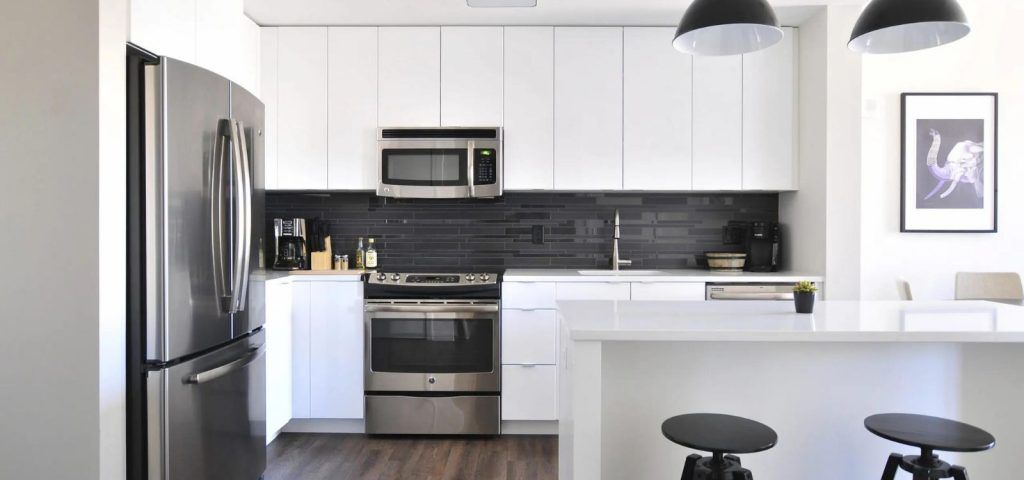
[723, 221, 782, 272]
[272, 218, 307, 270]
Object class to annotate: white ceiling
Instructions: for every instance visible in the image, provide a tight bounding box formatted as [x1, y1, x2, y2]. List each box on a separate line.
[245, 0, 862, 28]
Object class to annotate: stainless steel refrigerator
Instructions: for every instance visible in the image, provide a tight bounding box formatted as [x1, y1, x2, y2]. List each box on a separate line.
[127, 45, 266, 480]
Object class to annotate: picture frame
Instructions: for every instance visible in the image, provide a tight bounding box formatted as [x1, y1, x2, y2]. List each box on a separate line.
[901, 93, 998, 233]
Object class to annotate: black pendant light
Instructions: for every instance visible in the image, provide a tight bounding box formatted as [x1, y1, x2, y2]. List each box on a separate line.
[673, 0, 784, 56]
[849, 0, 970, 54]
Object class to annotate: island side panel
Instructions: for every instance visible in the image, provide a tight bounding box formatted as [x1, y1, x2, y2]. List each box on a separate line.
[559, 335, 603, 480]
[601, 341, 973, 480]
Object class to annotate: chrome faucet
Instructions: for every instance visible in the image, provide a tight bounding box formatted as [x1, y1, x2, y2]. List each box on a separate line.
[611, 209, 632, 271]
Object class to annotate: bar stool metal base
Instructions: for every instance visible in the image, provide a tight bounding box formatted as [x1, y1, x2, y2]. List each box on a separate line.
[681, 453, 754, 480]
[882, 451, 970, 480]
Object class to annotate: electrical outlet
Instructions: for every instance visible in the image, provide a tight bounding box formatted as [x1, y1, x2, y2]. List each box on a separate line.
[532, 225, 544, 245]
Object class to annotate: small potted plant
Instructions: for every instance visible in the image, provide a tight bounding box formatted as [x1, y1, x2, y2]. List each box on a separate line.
[793, 281, 818, 314]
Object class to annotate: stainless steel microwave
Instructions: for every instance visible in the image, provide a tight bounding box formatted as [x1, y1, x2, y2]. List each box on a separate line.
[377, 127, 502, 199]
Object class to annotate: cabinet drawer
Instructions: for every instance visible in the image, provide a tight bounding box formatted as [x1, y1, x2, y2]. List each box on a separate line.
[501, 365, 557, 421]
[502, 282, 557, 309]
[556, 282, 631, 301]
[502, 309, 557, 365]
[630, 282, 706, 301]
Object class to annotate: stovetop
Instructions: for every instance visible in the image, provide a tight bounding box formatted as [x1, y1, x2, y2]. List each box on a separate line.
[364, 270, 502, 300]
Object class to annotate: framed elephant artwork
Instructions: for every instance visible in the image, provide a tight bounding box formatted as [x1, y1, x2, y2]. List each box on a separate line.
[901, 93, 998, 232]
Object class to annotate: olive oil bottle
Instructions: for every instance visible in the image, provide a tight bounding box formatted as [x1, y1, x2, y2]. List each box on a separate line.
[354, 237, 365, 269]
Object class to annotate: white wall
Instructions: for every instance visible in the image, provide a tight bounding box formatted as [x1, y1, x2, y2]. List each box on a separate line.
[780, 5, 862, 299]
[859, 0, 1024, 299]
[0, 0, 127, 478]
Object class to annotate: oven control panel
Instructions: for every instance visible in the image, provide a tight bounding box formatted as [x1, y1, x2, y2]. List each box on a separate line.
[368, 272, 499, 286]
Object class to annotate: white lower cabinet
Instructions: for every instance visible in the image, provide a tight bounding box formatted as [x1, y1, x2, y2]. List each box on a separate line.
[502, 309, 558, 365]
[309, 281, 364, 419]
[630, 282, 706, 301]
[265, 280, 293, 442]
[501, 365, 557, 421]
[288, 280, 364, 422]
[556, 282, 631, 301]
[290, 281, 312, 419]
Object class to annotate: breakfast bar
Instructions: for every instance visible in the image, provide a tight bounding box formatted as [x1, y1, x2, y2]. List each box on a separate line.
[557, 300, 1024, 480]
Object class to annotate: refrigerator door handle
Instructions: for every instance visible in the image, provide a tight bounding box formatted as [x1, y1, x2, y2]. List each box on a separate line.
[233, 119, 253, 312]
[183, 344, 265, 385]
[227, 119, 249, 314]
[211, 119, 233, 313]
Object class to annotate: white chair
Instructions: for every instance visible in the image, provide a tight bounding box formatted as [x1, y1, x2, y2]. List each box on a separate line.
[954, 272, 1024, 300]
[896, 278, 914, 301]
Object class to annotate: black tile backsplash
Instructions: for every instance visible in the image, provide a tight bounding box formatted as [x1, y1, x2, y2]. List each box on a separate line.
[266, 192, 778, 270]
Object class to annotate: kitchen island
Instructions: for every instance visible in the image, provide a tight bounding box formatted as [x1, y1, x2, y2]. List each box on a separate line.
[558, 300, 1024, 480]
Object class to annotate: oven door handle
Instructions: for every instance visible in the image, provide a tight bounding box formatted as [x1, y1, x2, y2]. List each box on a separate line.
[364, 304, 499, 313]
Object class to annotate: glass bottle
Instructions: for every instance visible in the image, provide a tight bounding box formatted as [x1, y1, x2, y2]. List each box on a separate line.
[365, 238, 378, 269]
[354, 237, 365, 269]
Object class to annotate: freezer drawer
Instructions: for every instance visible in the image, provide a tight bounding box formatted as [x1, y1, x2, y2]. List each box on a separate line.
[365, 395, 500, 435]
[147, 330, 266, 480]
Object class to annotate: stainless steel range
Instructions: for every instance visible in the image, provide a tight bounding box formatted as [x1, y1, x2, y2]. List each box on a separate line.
[364, 271, 501, 435]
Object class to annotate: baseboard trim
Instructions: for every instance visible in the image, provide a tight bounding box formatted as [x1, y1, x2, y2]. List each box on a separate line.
[283, 418, 366, 434]
[501, 420, 558, 435]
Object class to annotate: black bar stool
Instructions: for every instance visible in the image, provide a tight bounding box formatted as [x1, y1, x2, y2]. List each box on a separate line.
[661, 413, 778, 480]
[865, 413, 995, 480]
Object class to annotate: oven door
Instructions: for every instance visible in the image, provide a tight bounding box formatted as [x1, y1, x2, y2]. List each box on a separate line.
[364, 300, 500, 393]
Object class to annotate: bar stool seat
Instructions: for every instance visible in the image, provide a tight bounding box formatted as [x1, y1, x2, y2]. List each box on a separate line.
[865, 413, 995, 480]
[662, 413, 777, 480]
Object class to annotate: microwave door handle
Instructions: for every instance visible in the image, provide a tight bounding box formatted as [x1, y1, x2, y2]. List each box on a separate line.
[467, 140, 475, 198]
[211, 120, 233, 313]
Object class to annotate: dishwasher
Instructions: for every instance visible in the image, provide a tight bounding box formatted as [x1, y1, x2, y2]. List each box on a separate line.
[705, 283, 796, 301]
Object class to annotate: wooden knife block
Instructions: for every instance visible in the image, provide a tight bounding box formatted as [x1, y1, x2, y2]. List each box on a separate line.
[309, 236, 333, 271]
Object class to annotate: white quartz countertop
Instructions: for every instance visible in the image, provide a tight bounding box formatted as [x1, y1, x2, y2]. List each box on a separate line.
[558, 300, 1024, 343]
[504, 268, 822, 283]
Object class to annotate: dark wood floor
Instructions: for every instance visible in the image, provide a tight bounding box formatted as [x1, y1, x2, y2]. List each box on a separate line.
[265, 433, 557, 480]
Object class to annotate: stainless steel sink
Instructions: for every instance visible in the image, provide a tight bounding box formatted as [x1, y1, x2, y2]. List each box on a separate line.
[576, 270, 665, 276]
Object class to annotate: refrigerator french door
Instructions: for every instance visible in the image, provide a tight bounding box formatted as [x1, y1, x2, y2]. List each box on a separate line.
[127, 45, 266, 480]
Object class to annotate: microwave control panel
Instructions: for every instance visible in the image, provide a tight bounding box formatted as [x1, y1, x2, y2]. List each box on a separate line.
[473, 148, 498, 185]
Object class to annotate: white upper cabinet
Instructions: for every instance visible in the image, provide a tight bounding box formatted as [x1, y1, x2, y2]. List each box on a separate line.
[260, 28, 279, 190]
[743, 27, 798, 190]
[277, 27, 328, 189]
[441, 27, 503, 127]
[379, 27, 442, 127]
[129, 0, 197, 63]
[623, 27, 693, 191]
[554, 27, 623, 190]
[328, 27, 378, 190]
[692, 55, 743, 190]
[503, 27, 554, 191]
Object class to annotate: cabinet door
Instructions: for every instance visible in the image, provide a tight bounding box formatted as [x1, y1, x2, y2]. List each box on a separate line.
[503, 27, 554, 190]
[277, 27, 328, 189]
[379, 27, 441, 127]
[692, 55, 742, 190]
[502, 309, 558, 365]
[554, 27, 623, 190]
[328, 27, 378, 190]
[556, 282, 631, 301]
[260, 27, 279, 189]
[129, 0, 196, 63]
[502, 282, 557, 309]
[743, 28, 797, 190]
[265, 280, 293, 441]
[290, 281, 311, 418]
[502, 365, 557, 421]
[630, 282, 706, 301]
[623, 27, 693, 191]
[309, 282, 364, 419]
[441, 27, 503, 127]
